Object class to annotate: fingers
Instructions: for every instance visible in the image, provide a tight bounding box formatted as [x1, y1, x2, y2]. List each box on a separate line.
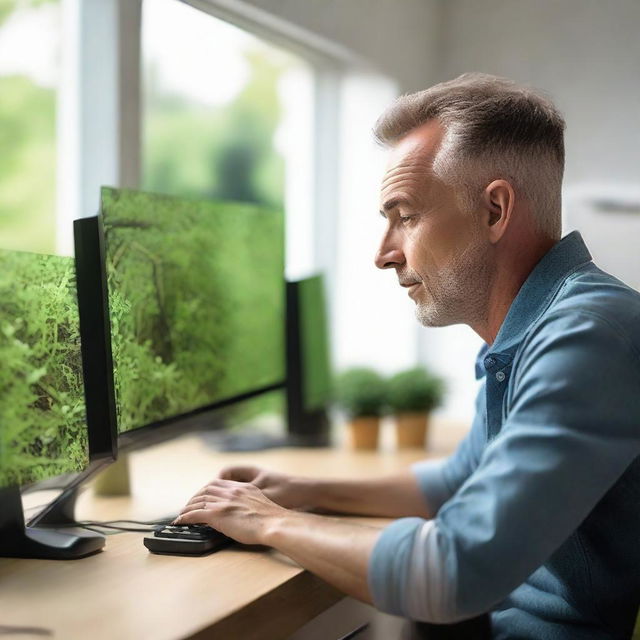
[191, 478, 235, 502]
[180, 498, 216, 515]
[177, 480, 265, 525]
[174, 497, 223, 524]
[173, 509, 209, 526]
[182, 495, 214, 511]
[184, 479, 250, 510]
[188, 483, 227, 504]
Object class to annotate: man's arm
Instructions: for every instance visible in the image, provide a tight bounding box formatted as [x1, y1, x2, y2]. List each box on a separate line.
[175, 392, 484, 610]
[265, 511, 381, 602]
[173, 479, 385, 603]
[301, 472, 435, 518]
[218, 465, 436, 518]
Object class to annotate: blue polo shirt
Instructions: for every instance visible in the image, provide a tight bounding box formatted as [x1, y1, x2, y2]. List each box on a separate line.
[369, 232, 640, 639]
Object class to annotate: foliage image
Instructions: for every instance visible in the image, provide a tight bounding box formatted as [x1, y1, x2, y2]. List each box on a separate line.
[0, 250, 89, 487]
[101, 187, 285, 433]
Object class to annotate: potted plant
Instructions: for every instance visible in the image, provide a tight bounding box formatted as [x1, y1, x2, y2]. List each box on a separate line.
[334, 367, 387, 450]
[387, 367, 444, 449]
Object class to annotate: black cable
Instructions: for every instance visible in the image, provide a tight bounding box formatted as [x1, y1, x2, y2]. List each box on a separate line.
[80, 524, 120, 536]
[52, 516, 176, 535]
[76, 522, 155, 533]
[91, 517, 175, 526]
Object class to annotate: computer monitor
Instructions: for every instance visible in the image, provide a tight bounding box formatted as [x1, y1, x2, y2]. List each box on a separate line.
[96, 187, 286, 448]
[286, 275, 333, 445]
[0, 248, 114, 559]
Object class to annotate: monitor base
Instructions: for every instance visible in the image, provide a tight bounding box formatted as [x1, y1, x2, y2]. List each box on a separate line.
[29, 483, 80, 527]
[5, 526, 105, 560]
[0, 486, 104, 560]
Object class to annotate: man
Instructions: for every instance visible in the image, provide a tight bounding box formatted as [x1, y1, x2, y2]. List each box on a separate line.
[175, 74, 640, 639]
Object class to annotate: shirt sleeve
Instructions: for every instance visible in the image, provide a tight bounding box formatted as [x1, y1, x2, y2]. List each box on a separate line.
[369, 310, 640, 623]
[370, 383, 486, 616]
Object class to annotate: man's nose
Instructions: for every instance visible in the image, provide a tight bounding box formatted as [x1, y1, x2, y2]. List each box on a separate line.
[374, 232, 405, 270]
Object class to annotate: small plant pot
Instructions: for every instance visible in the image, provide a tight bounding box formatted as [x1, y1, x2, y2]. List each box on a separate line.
[348, 416, 381, 450]
[395, 412, 429, 449]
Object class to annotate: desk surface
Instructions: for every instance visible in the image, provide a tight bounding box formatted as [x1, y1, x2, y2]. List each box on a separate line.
[0, 420, 465, 640]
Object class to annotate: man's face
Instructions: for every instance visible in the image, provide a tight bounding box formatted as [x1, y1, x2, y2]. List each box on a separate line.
[374, 121, 493, 327]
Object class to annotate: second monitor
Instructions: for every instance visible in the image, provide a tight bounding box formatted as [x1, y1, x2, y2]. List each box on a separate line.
[98, 187, 286, 444]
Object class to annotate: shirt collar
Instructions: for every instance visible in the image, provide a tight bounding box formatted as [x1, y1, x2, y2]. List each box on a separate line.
[475, 231, 592, 379]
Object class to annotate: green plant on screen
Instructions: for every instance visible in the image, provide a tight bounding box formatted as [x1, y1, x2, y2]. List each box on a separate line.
[102, 187, 285, 433]
[0, 250, 89, 487]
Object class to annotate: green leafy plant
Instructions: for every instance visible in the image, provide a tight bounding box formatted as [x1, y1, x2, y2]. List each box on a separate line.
[333, 368, 387, 419]
[387, 367, 444, 414]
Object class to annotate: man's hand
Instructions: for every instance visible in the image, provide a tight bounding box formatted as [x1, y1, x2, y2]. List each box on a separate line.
[173, 479, 287, 545]
[218, 465, 313, 510]
[174, 477, 381, 605]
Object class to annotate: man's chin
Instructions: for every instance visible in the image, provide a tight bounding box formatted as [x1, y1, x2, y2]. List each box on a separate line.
[415, 303, 455, 328]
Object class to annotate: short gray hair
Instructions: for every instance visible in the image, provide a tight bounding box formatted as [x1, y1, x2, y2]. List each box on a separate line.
[373, 73, 565, 239]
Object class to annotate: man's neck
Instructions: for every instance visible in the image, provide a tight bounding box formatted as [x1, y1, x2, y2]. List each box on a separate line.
[470, 235, 557, 345]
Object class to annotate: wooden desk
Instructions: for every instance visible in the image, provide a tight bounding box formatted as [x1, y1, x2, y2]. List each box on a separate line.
[0, 421, 465, 640]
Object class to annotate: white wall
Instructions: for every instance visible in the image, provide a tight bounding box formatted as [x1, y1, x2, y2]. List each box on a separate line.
[238, 0, 443, 92]
[438, 0, 640, 186]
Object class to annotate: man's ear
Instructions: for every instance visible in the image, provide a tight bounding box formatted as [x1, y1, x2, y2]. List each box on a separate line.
[481, 179, 515, 244]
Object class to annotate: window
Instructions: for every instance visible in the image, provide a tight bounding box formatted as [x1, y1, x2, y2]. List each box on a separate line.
[0, 0, 61, 254]
[142, 0, 314, 280]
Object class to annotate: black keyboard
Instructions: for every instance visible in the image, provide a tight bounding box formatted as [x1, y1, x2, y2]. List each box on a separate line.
[143, 524, 232, 555]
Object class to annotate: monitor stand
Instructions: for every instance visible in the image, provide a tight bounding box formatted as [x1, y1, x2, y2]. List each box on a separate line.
[0, 486, 104, 560]
[206, 429, 292, 452]
[203, 428, 330, 452]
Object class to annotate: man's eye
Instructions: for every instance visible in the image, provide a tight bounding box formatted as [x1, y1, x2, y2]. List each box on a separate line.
[400, 215, 416, 225]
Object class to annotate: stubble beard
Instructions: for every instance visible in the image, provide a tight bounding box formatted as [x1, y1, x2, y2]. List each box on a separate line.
[414, 238, 494, 328]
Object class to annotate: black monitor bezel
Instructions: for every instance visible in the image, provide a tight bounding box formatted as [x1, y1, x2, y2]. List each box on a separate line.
[74, 216, 119, 462]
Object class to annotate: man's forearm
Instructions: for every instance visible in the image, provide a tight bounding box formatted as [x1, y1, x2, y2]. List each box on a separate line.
[263, 510, 382, 603]
[298, 471, 434, 519]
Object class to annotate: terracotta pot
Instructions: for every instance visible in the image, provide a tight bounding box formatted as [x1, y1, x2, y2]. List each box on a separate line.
[395, 412, 429, 449]
[348, 416, 381, 450]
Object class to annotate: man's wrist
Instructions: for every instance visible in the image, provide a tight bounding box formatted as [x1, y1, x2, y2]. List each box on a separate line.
[289, 476, 320, 511]
[261, 509, 305, 547]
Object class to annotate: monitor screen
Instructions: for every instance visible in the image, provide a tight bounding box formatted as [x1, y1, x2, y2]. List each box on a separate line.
[0, 250, 90, 488]
[100, 187, 285, 433]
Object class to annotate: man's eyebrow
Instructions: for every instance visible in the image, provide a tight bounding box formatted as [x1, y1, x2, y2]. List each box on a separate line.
[379, 197, 408, 217]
